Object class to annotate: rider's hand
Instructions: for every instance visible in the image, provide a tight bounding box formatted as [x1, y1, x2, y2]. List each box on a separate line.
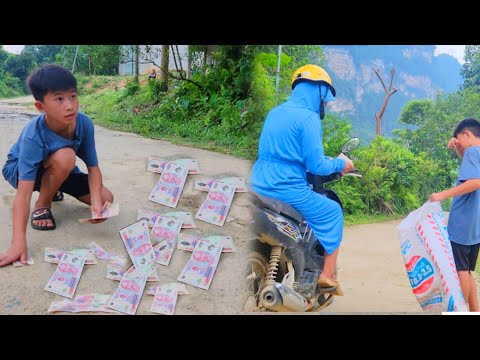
[338, 153, 355, 174]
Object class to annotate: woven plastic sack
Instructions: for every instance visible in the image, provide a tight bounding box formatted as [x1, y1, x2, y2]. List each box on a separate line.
[397, 201, 467, 312]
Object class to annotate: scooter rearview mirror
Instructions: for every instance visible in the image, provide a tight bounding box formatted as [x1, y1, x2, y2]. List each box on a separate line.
[341, 137, 360, 154]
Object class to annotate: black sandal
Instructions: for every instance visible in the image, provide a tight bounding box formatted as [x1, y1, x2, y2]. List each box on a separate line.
[52, 191, 64, 202]
[31, 208, 56, 231]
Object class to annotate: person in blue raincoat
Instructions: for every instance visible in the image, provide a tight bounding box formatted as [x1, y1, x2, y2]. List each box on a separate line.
[249, 64, 355, 296]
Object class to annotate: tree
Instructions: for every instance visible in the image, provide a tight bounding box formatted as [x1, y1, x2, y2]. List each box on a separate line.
[23, 45, 62, 65]
[56, 45, 120, 75]
[461, 45, 480, 89]
[160, 44, 169, 87]
[371, 66, 398, 136]
[134, 45, 139, 83]
[4, 52, 37, 90]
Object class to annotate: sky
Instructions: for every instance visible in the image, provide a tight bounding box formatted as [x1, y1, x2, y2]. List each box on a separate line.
[2, 45, 468, 64]
[434, 45, 465, 64]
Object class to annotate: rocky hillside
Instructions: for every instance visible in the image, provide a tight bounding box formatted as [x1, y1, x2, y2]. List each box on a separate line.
[323, 45, 462, 141]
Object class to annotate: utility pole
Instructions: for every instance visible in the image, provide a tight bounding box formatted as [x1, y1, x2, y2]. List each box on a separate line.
[274, 45, 283, 106]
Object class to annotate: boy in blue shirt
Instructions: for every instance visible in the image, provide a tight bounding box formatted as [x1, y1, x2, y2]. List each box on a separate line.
[430, 118, 480, 312]
[0, 64, 114, 267]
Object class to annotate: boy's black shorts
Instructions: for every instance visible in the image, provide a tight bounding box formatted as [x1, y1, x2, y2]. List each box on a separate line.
[34, 167, 90, 199]
[450, 241, 480, 272]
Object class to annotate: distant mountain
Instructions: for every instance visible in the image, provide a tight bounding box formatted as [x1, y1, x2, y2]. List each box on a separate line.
[322, 45, 462, 141]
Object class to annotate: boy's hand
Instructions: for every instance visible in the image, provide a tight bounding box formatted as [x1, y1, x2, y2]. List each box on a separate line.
[430, 192, 446, 202]
[447, 137, 459, 149]
[0, 243, 27, 267]
[90, 201, 107, 224]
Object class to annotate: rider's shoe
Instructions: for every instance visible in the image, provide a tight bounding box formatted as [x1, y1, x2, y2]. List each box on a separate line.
[318, 277, 344, 296]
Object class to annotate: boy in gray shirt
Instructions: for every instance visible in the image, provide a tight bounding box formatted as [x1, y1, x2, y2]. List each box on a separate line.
[430, 118, 480, 312]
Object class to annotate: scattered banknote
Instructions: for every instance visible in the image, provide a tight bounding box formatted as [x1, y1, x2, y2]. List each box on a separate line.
[13, 253, 34, 267]
[150, 286, 178, 315]
[124, 264, 159, 282]
[44, 253, 86, 298]
[146, 157, 167, 174]
[176, 234, 235, 253]
[79, 202, 120, 223]
[44, 247, 97, 265]
[137, 209, 161, 228]
[105, 255, 130, 280]
[147, 283, 189, 296]
[119, 219, 156, 270]
[147, 156, 201, 175]
[194, 176, 247, 193]
[148, 162, 188, 208]
[151, 216, 182, 266]
[176, 234, 205, 252]
[48, 294, 119, 314]
[162, 211, 196, 229]
[106, 268, 148, 315]
[177, 240, 223, 290]
[87, 242, 122, 261]
[195, 181, 236, 226]
[153, 241, 173, 267]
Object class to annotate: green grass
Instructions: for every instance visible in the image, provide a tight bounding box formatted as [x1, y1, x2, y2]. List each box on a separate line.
[344, 213, 407, 226]
[80, 87, 260, 160]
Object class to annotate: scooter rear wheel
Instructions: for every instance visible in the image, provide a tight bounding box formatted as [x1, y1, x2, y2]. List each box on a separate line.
[243, 251, 268, 312]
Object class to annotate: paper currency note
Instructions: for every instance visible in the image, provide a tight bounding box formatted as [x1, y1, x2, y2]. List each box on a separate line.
[147, 157, 168, 174]
[148, 162, 188, 208]
[195, 181, 236, 226]
[137, 209, 161, 228]
[47, 294, 119, 314]
[153, 240, 173, 266]
[150, 286, 178, 315]
[176, 234, 235, 253]
[176, 234, 205, 251]
[87, 242, 121, 261]
[44, 247, 98, 265]
[13, 253, 34, 267]
[119, 219, 156, 270]
[147, 283, 189, 296]
[173, 159, 201, 174]
[124, 264, 159, 282]
[105, 255, 130, 280]
[162, 211, 197, 229]
[79, 202, 120, 223]
[194, 176, 247, 193]
[44, 253, 86, 298]
[151, 216, 182, 266]
[147, 157, 200, 175]
[107, 268, 148, 315]
[202, 235, 236, 253]
[177, 241, 223, 290]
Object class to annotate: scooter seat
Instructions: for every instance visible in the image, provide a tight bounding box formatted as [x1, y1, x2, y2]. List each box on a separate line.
[252, 192, 304, 224]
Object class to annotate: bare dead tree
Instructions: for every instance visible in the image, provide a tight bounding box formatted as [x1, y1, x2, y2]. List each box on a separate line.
[371, 66, 398, 136]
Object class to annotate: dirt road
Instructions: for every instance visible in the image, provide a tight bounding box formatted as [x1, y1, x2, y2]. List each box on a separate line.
[0, 97, 254, 315]
[1, 97, 475, 315]
[326, 220, 422, 313]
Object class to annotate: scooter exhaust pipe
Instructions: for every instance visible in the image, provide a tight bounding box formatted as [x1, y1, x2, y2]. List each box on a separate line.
[260, 283, 308, 312]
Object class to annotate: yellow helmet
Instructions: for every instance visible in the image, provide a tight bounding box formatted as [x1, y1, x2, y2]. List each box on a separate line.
[291, 64, 336, 97]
